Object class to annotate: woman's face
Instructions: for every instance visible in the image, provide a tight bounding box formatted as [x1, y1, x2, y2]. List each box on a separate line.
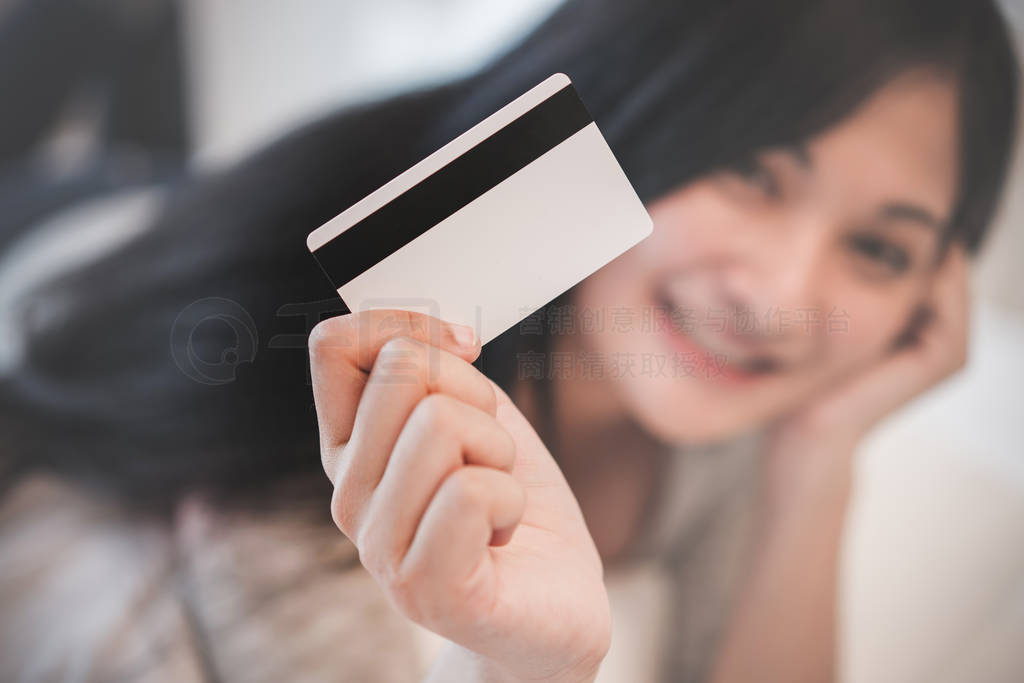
[573, 69, 960, 443]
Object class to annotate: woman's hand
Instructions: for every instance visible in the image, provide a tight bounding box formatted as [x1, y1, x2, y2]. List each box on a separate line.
[308, 310, 611, 683]
[710, 245, 971, 683]
[768, 242, 970, 474]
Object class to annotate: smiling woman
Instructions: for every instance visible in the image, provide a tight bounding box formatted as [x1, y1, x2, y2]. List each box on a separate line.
[0, 0, 1019, 682]
[575, 68, 965, 444]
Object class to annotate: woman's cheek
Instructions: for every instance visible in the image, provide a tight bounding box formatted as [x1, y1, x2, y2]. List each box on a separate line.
[817, 294, 912, 381]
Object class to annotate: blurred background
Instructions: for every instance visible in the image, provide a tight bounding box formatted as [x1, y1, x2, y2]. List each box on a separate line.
[0, 1, 1021, 681]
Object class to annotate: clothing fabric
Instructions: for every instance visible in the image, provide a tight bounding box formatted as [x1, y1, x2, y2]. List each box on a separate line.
[0, 433, 763, 683]
[0, 476, 420, 682]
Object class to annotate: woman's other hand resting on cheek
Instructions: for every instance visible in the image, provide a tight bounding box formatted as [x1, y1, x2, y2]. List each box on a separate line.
[308, 310, 611, 683]
[711, 244, 970, 683]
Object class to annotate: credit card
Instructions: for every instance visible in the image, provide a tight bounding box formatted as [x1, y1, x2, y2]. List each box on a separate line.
[306, 73, 652, 345]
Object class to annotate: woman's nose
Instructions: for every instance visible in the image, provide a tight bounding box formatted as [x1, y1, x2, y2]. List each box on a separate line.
[719, 220, 831, 338]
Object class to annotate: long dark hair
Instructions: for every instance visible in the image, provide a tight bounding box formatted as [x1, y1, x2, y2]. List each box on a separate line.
[1, 0, 1018, 512]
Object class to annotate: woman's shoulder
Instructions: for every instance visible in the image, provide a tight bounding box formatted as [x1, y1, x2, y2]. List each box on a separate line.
[0, 475, 422, 682]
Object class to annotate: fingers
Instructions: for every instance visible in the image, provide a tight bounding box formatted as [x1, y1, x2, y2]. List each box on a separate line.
[921, 242, 969, 373]
[309, 309, 479, 465]
[356, 394, 516, 577]
[388, 465, 526, 626]
[348, 335, 497, 472]
[328, 336, 498, 533]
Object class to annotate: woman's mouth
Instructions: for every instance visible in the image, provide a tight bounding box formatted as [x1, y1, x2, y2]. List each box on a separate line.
[652, 290, 785, 384]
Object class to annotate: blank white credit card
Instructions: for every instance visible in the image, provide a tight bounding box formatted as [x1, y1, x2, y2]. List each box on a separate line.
[306, 73, 653, 345]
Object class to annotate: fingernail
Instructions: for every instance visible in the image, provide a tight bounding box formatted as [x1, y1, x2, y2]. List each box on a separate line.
[450, 323, 477, 348]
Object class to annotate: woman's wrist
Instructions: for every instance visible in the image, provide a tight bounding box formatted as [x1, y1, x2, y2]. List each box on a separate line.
[424, 640, 603, 683]
[760, 419, 859, 520]
[711, 432, 854, 683]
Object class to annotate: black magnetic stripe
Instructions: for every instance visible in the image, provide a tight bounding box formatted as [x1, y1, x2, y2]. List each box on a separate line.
[311, 84, 593, 288]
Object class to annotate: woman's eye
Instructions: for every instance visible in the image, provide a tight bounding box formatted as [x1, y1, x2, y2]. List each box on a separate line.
[728, 157, 782, 199]
[848, 233, 911, 276]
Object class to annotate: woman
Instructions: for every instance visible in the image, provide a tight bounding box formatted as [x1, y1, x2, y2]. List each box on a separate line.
[0, 0, 1018, 681]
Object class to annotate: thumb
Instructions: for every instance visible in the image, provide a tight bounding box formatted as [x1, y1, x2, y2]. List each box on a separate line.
[485, 379, 593, 541]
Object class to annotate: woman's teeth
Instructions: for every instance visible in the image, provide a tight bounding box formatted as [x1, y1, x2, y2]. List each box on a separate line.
[655, 290, 785, 375]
